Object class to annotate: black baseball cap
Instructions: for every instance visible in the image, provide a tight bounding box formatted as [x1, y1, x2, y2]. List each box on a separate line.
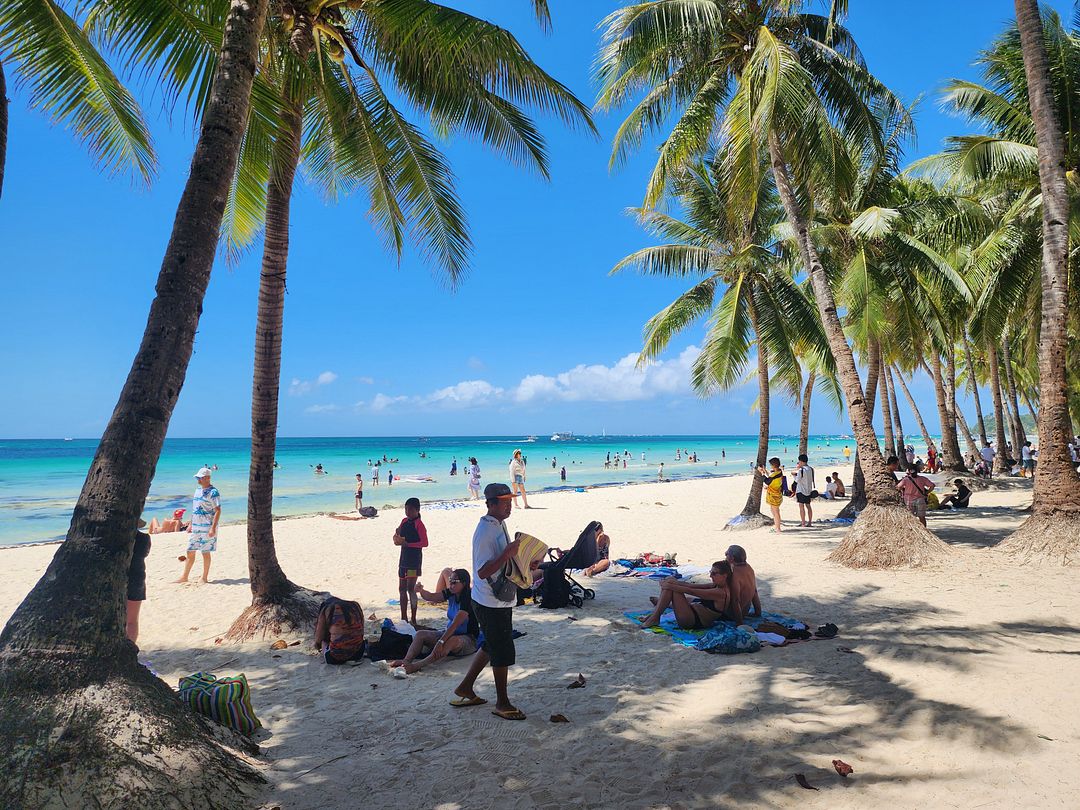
[484, 483, 513, 501]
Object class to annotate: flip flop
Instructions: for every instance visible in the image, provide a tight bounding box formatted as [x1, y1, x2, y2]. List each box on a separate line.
[449, 696, 487, 708]
[491, 708, 527, 721]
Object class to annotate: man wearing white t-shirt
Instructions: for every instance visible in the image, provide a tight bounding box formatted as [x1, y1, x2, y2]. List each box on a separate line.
[452, 482, 531, 720]
[793, 454, 816, 527]
[980, 442, 996, 477]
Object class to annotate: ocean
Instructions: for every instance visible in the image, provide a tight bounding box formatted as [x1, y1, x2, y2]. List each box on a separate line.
[0, 434, 863, 547]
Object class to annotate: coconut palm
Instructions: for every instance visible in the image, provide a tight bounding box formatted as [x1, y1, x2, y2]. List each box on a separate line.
[597, 0, 952, 567]
[913, 6, 1080, 557]
[0, 0, 157, 197]
[0, 0, 273, 803]
[613, 156, 826, 527]
[220, 0, 594, 639]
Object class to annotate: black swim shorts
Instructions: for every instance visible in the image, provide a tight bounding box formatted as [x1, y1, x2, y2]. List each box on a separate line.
[398, 546, 422, 578]
[796, 492, 812, 504]
[473, 602, 515, 667]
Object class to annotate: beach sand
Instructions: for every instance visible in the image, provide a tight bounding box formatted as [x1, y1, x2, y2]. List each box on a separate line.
[3, 469, 1078, 809]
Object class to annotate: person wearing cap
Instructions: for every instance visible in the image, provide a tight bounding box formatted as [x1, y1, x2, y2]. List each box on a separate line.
[126, 520, 152, 642]
[451, 482, 532, 720]
[177, 467, 221, 583]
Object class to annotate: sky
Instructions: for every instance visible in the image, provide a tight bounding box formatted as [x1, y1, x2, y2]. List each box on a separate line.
[0, 1, 1068, 439]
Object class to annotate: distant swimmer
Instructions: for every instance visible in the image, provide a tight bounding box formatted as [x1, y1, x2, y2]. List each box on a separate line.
[314, 464, 327, 475]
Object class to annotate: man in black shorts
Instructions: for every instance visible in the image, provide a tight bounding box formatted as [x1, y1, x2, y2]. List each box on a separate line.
[394, 498, 428, 626]
[451, 483, 531, 720]
[793, 453, 816, 527]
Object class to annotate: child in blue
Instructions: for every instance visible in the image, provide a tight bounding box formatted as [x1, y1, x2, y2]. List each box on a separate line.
[393, 497, 428, 626]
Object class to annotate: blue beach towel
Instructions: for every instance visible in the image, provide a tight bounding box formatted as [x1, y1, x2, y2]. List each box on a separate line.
[625, 610, 808, 654]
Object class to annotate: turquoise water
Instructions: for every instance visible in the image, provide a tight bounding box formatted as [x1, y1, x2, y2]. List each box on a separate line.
[0, 434, 861, 547]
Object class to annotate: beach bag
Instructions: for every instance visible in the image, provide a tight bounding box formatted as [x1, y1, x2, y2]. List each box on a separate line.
[486, 562, 518, 603]
[359, 506, 378, 518]
[694, 625, 761, 655]
[178, 672, 261, 735]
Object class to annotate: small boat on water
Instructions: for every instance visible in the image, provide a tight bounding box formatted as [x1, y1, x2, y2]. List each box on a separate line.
[524, 435, 538, 442]
[550, 432, 574, 441]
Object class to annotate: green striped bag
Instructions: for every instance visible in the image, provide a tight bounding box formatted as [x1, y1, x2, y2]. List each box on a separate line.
[178, 672, 262, 736]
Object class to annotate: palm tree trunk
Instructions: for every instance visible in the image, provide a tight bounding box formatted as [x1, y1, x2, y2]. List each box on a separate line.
[987, 341, 1010, 475]
[733, 296, 772, 528]
[942, 348, 973, 468]
[225, 90, 324, 641]
[1007, 0, 1080, 560]
[1002, 336, 1027, 455]
[886, 365, 906, 460]
[879, 360, 895, 464]
[0, 0, 269, 803]
[929, 353, 964, 469]
[1022, 392, 1038, 427]
[771, 132, 944, 567]
[892, 365, 934, 453]
[838, 340, 880, 519]
[798, 370, 815, 458]
[963, 331, 990, 445]
[0, 60, 7, 199]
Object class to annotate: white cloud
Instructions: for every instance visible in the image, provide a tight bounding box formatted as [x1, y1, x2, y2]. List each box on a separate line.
[510, 347, 698, 403]
[356, 376, 374, 385]
[305, 403, 340, 414]
[289, 370, 338, 396]
[350, 348, 700, 413]
[467, 356, 486, 370]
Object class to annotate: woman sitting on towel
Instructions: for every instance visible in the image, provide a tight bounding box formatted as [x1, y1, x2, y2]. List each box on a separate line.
[314, 597, 367, 665]
[389, 569, 479, 673]
[639, 561, 732, 630]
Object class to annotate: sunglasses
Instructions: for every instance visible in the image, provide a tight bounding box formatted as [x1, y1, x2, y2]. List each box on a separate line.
[448, 579, 462, 585]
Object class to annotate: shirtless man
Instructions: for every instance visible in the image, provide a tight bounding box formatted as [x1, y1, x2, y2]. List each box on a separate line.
[725, 545, 761, 624]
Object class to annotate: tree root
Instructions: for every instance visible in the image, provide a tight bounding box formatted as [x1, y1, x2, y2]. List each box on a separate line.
[998, 509, 1080, 565]
[724, 512, 773, 531]
[223, 587, 328, 643]
[0, 651, 263, 810]
[827, 503, 951, 569]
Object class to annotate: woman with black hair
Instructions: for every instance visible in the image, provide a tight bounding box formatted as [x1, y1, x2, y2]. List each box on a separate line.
[314, 597, 367, 664]
[389, 569, 479, 674]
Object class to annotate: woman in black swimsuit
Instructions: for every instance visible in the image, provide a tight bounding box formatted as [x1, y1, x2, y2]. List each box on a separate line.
[639, 561, 732, 630]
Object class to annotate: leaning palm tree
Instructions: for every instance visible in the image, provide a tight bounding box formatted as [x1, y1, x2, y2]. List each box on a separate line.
[219, 0, 593, 639]
[0, 0, 156, 197]
[614, 156, 826, 528]
[0, 0, 272, 805]
[597, 0, 951, 567]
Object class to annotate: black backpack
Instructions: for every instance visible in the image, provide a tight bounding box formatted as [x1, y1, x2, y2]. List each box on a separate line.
[359, 506, 378, 518]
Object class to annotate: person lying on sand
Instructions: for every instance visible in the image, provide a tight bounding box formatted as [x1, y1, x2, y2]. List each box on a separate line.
[725, 545, 761, 624]
[389, 569, 479, 674]
[639, 561, 733, 630]
[314, 597, 366, 665]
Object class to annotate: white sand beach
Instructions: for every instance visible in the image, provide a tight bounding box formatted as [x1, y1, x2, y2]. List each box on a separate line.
[3, 470, 1078, 809]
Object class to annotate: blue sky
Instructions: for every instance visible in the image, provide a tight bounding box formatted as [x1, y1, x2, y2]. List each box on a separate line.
[0, 1, 1066, 439]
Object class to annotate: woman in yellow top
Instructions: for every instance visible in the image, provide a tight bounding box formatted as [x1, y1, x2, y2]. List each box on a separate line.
[756, 457, 785, 533]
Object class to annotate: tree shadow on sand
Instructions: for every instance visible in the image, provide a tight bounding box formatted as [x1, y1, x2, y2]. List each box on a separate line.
[133, 569, 1077, 810]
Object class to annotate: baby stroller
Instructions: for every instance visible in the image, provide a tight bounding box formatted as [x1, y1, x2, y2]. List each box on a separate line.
[534, 521, 600, 609]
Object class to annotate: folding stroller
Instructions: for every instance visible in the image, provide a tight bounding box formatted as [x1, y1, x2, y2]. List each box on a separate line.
[534, 521, 600, 608]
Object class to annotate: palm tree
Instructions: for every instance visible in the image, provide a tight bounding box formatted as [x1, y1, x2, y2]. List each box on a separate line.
[913, 5, 1080, 556]
[219, 0, 593, 639]
[613, 157, 823, 528]
[597, 0, 950, 567]
[0, 0, 156, 197]
[0, 0, 273, 803]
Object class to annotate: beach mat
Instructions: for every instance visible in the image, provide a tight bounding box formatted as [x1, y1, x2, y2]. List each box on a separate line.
[625, 610, 810, 654]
